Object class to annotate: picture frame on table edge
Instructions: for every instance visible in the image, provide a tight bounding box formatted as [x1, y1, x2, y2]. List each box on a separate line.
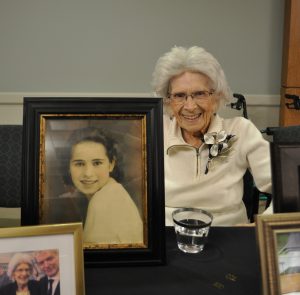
[0, 222, 85, 295]
[255, 212, 300, 295]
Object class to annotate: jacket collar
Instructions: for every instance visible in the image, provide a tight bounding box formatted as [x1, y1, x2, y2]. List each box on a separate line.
[206, 114, 223, 134]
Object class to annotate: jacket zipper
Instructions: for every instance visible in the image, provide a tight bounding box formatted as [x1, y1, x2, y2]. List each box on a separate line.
[167, 144, 202, 177]
[196, 148, 200, 176]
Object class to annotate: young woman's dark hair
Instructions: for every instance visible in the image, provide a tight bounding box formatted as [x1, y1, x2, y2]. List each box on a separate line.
[61, 127, 124, 186]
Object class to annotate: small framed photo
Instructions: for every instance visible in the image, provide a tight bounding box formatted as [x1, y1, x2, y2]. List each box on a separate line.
[0, 223, 84, 295]
[270, 142, 300, 213]
[255, 212, 300, 295]
[21, 97, 166, 266]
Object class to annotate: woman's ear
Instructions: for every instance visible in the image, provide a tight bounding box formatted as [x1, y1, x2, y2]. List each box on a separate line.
[164, 98, 174, 119]
[212, 92, 221, 113]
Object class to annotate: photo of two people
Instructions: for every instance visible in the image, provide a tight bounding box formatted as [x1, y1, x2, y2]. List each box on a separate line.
[0, 249, 60, 295]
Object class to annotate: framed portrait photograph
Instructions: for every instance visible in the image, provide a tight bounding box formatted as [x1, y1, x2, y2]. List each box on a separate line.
[255, 212, 300, 295]
[21, 97, 165, 266]
[0, 222, 84, 295]
[270, 142, 300, 213]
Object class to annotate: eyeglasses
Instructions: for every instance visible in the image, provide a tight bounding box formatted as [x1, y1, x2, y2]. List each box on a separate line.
[15, 267, 31, 273]
[168, 90, 214, 103]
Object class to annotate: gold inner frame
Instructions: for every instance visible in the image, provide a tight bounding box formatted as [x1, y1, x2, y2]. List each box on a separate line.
[39, 114, 148, 249]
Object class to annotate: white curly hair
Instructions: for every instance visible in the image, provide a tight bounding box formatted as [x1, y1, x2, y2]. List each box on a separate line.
[7, 252, 33, 280]
[151, 46, 232, 114]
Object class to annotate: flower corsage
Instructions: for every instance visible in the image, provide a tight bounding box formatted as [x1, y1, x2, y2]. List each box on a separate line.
[203, 130, 236, 174]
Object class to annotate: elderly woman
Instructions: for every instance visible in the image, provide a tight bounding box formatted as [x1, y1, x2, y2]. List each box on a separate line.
[152, 46, 272, 226]
[0, 253, 39, 295]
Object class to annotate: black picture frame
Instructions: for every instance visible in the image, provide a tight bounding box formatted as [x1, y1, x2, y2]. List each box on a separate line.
[270, 142, 300, 213]
[21, 97, 166, 267]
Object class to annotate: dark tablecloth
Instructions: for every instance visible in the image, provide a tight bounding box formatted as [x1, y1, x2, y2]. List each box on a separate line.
[85, 226, 262, 295]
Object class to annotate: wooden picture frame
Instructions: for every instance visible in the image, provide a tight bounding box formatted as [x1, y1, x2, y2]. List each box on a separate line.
[255, 212, 300, 295]
[270, 142, 300, 213]
[21, 97, 165, 266]
[0, 223, 84, 295]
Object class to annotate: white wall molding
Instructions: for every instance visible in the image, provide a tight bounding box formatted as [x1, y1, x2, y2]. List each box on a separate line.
[0, 92, 280, 126]
[0, 92, 155, 104]
[0, 92, 280, 106]
[241, 94, 280, 106]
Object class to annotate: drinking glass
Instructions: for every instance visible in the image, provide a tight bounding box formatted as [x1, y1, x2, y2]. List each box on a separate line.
[172, 208, 213, 254]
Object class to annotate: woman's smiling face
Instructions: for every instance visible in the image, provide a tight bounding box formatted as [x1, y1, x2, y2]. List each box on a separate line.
[13, 262, 31, 287]
[169, 71, 218, 140]
[69, 141, 115, 199]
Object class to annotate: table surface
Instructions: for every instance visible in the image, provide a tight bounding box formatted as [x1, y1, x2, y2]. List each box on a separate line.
[84, 226, 262, 295]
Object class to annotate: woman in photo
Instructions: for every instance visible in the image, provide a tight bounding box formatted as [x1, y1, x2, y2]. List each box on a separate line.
[62, 127, 143, 244]
[0, 253, 39, 295]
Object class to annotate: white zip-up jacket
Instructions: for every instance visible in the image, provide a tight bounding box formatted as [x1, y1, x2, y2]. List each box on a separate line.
[164, 114, 272, 226]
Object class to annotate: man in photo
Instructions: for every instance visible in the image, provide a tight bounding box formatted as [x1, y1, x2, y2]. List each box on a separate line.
[34, 249, 60, 295]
